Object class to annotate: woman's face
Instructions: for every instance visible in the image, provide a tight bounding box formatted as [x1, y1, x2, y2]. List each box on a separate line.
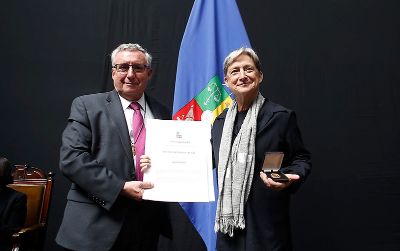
[224, 54, 263, 100]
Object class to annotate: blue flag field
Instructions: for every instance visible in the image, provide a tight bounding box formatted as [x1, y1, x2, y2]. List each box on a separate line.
[172, 0, 251, 250]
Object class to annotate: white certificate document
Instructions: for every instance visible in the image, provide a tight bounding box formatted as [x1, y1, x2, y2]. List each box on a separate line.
[142, 119, 215, 202]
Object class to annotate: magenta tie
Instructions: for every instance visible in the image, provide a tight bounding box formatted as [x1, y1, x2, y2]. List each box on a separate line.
[130, 102, 146, 181]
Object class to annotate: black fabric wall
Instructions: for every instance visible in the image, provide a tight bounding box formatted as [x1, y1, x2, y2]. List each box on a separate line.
[1, 0, 399, 250]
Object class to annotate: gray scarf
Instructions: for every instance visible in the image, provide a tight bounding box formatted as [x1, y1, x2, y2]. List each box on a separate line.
[214, 93, 265, 237]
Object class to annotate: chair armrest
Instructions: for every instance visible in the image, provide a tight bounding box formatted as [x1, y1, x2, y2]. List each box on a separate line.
[12, 223, 45, 237]
[12, 223, 45, 251]
[11, 223, 45, 251]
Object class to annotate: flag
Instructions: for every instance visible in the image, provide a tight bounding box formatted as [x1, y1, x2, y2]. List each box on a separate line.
[172, 0, 251, 250]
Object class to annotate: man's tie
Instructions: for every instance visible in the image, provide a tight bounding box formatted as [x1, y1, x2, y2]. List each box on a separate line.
[130, 102, 146, 181]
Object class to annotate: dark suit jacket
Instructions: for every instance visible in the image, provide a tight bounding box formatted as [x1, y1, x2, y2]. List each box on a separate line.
[212, 99, 311, 251]
[0, 186, 27, 250]
[56, 90, 172, 251]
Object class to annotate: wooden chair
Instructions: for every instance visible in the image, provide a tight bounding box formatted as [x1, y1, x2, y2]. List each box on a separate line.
[7, 164, 54, 251]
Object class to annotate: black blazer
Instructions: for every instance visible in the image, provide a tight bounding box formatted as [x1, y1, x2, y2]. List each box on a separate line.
[56, 90, 172, 251]
[0, 186, 27, 250]
[212, 99, 311, 251]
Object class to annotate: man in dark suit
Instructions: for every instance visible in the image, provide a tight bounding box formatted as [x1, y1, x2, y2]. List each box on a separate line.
[56, 43, 171, 251]
[0, 157, 27, 251]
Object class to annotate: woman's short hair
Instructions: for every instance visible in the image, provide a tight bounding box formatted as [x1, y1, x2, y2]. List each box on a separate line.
[0, 157, 13, 186]
[110, 43, 152, 67]
[223, 47, 262, 76]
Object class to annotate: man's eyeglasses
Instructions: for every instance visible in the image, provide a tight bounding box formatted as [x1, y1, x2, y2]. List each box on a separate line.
[113, 64, 150, 74]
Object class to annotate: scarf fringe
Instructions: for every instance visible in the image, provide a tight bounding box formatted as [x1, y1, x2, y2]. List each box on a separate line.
[215, 216, 246, 237]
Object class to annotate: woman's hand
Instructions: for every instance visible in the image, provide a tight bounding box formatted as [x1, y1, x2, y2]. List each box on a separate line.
[259, 172, 300, 191]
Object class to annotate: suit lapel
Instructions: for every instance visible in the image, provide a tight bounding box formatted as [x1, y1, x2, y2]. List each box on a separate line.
[0, 188, 13, 223]
[0, 192, 7, 219]
[256, 102, 273, 135]
[256, 99, 285, 135]
[105, 90, 134, 168]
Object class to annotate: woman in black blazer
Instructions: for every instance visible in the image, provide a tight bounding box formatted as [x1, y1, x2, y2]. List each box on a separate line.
[0, 157, 27, 251]
[212, 47, 311, 251]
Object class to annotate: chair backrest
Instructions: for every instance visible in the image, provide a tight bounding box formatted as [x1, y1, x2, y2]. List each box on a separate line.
[8, 164, 54, 228]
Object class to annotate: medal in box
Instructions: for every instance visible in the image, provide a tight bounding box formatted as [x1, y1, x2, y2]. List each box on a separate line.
[262, 152, 289, 183]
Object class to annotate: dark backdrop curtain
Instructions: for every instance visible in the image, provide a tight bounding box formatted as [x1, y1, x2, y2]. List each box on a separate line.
[0, 0, 399, 250]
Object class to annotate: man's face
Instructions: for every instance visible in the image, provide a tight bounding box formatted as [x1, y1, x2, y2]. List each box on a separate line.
[112, 50, 152, 101]
[224, 54, 263, 99]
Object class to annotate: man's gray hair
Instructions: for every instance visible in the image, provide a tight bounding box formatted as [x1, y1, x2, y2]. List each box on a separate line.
[223, 47, 262, 76]
[111, 43, 152, 67]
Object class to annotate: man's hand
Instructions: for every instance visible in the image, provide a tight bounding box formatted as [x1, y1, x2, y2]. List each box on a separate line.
[140, 155, 151, 173]
[120, 155, 153, 201]
[120, 181, 153, 201]
[259, 172, 300, 191]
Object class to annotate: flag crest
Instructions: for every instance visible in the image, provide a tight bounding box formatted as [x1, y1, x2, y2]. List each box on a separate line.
[173, 76, 233, 123]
